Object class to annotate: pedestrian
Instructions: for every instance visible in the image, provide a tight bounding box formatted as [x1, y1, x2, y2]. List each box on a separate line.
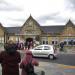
[59, 42, 64, 51]
[28, 42, 30, 50]
[0, 40, 21, 75]
[20, 50, 39, 75]
[24, 42, 28, 50]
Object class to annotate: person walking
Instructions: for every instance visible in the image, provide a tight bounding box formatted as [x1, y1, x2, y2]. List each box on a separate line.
[59, 42, 64, 51]
[0, 40, 21, 75]
[20, 50, 39, 75]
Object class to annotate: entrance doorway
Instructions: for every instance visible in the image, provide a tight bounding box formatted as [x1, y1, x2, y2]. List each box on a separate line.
[25, 38, 33, 49]
[26, 38, 33, 42]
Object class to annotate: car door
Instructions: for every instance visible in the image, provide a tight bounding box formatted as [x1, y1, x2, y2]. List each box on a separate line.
[32, 45, 43, 57]
[41, 45, 51, 57]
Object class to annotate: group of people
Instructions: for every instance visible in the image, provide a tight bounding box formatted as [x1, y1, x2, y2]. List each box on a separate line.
[0, 40, 39, 75]
[16, 41, 34, 50]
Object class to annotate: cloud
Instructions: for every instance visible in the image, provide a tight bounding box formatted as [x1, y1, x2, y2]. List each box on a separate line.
[65, 0, 75, 11]
[0, 0, 22, 11]
[37, 12, 67, 25]
[0, 0, 9, 5]
[8, 18, 25, 22]
[38, 13, 59, 22]
[6, 23, 22, 27]
[54, 17, 67, 24]
[2, 19, 23, 27]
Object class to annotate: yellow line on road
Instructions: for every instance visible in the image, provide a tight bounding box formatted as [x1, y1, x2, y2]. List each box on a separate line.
[58, 64, 75, 69]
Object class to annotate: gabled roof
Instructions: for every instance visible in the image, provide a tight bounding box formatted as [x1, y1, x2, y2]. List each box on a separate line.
[21, 15, 43, 32]
[22, 15, 41, 28]
[41, 25, 65, 33]
[66, 19, 74, 27]
[5, 25, 65, 34]
[4, 17, 75, 34]
[5, 27, 21, 34]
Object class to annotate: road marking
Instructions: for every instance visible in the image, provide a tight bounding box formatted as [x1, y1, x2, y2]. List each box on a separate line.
[58, 64, 75, 69]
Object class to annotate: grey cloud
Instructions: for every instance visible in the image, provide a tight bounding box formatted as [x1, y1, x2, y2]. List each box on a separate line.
[0, 0, 22, 11]
[6, 18, 25, 23]
[0, 6, 22, 11]
[5, 23, 22, 27]
[37, 12, 59, 23]
[54, 17, 67, 24]
[9, 18, 25, 22]
[38, 12, 66, 24]
[10, 24, 21, 26]
[65, 0, 75, 11]
[0, 0, 9, 5]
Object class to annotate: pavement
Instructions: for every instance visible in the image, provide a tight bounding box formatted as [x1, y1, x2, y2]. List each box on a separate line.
[34, 61, 75, 75]
[58, 64, 75, 75]
[0, 50, 75, 75]
[19, 50, 75, 75]
[0, 62, 75, 75]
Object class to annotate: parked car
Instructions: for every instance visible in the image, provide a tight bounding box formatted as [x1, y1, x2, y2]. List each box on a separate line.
[30, 45, 57, 60]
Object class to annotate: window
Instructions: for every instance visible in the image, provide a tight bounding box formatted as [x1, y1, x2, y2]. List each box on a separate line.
[44, 46, 50, 50]
[46, 41, 48, 44]
[52, 41, 54, 44]
[35, 46, 43, 50]
[64, 41, 67, 45]
[52, 41, 58, 45]
[41, 37, 48, 44]
[68, 40, 74, 45]
[43, 41, 45, 44]
[74, 41, 75, 45]
[1, 37, 4, 43]
[42, 40, 48, 44]
[55, 41, 57, 44]
[0, 37, 4, 43]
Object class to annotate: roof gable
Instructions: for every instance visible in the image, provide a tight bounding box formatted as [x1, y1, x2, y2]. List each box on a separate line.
[66, 19, 74, 27]
[20, 15, 43, 34]
[22, 15, 41, 28]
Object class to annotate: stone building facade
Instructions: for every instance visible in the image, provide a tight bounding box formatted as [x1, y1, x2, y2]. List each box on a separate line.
[0, 15, 75, 47]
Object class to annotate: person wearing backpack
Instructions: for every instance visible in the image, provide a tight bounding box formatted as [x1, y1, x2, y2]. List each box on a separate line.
[20, 50, 39, 75]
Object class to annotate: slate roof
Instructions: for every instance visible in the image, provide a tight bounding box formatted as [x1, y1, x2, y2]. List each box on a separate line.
[41, 25, 65, 33]
[5, 27, 21, 34]
[5, 25, 65, 34]
[4, 17, 75, 34]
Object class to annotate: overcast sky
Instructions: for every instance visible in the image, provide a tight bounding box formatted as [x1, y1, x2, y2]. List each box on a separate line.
[0, 0, 75, 27]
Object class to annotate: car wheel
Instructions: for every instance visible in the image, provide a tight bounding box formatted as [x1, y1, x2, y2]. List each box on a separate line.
[49, 54, 54, 60]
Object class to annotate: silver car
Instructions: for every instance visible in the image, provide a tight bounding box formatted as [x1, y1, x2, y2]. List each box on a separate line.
[30, 45, 57, 60]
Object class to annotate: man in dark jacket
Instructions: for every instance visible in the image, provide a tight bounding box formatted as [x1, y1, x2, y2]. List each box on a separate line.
[0, 40, 21, 75]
